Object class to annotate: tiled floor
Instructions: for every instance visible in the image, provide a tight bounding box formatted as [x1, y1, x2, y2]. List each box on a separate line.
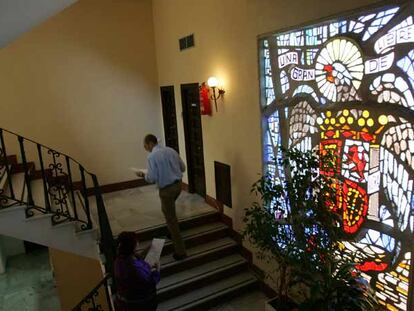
[90, 185, 216, 235]
[208, 291, 268, 311]
[0, 249, 60, 311]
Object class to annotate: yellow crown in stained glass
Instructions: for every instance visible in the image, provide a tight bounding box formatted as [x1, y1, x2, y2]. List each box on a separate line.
[316, 109, 389, 142]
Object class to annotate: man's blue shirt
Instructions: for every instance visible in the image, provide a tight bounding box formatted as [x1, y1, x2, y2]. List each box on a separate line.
[145, 145, 185, 188]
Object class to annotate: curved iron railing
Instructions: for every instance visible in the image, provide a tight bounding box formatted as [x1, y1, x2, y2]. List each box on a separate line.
[0, 128, 116, 308]
[0, 128, 95, 226]
[72, 274, 114, 311]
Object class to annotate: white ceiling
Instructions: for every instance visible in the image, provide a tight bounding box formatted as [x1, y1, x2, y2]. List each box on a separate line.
[0, 0, 77, 48]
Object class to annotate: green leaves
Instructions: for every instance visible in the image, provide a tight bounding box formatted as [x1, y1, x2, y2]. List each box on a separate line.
[243, 147, 380, 310]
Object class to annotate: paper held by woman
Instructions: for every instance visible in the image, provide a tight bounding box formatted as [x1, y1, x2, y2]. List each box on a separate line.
[144, 238, 165, 267]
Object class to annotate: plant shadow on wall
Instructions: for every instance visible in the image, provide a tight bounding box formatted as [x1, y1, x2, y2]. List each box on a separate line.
[243, 148, 380, 311]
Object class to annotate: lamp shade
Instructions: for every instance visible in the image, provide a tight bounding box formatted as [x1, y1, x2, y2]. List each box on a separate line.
[207, 76, 219, 88]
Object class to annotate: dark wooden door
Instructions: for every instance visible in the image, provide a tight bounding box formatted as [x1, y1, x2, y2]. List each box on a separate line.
[160, 86, 179, 153]
[181, 83, 206, 197]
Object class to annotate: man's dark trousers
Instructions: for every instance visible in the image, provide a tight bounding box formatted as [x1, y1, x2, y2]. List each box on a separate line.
[159, 181, 186, 256]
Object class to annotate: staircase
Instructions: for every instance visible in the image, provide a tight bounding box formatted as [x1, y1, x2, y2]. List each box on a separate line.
[134, 211, 260, 311]
[0, 127, 265, 310]
[0, 128, 114, 267]
[75, 210, 266, 311]
[0, 155, 99, 259]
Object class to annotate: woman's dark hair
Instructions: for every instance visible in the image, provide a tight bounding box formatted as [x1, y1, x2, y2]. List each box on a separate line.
[117, 231, 138, 256]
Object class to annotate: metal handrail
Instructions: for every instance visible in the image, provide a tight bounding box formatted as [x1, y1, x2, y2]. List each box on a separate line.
[0, 127, 93, 227]
[0, 127, 116, 309]
[0, 127, 93, 174]
[92, 174, 116, 277]
[72, 274, 114, 311]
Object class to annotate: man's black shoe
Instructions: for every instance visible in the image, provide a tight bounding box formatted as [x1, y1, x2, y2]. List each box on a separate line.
[173, 253, 187, 261]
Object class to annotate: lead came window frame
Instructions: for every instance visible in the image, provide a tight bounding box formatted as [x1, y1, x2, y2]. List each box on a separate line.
[258, 2, 414, 310]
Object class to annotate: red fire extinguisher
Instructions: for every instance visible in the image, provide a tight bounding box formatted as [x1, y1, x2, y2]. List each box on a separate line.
[199, 82, 212, 116]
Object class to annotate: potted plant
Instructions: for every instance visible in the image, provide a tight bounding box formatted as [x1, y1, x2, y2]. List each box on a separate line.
[243, 148, 379, 311]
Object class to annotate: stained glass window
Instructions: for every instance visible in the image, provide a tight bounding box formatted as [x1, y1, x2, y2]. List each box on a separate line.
[259, 2, 414, 310]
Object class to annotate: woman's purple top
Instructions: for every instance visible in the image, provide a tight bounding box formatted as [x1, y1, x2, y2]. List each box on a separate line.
[114, 255, 161, 301]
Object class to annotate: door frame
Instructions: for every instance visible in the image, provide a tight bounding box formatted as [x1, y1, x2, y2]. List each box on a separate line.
[180, 83, 206, 197]
[160, 85, 179, 153]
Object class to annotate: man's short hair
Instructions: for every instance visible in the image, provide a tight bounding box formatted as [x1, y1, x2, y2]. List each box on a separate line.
[144, 134, 158, 145]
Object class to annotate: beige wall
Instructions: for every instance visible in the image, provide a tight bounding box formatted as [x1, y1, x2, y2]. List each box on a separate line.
[49, 248, 110, 311]
[0, 0, 162, 185]
[152, 0, 381, 230]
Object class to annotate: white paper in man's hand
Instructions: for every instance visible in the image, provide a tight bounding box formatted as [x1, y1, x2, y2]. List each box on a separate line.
[144, 238, 165, 267]
[129, 167, 148, 176]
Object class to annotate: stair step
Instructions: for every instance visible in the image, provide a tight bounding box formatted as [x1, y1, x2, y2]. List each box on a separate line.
[0, 156, 98, 259]
[30, 168, 52, 180]
[31, 177, 88, 231]
[157, 253, 248, 301]
[0, 155, 17, 166]
[11, 162, 35, 174]
[0, 156, 17, 181]
[157, 271, 258, 311]
[0, 166, 6, 182]
[0, 164, 10, 190]
[6, 155, 18, 166]
[0, 204, 25, 215]
[25, 213, 52, 223]
[73, 189, 95, 228]
[12, 162, 35, 173]
[30, 179, 47, 208]
[76, 227, 98, 239]
[0, 198, 99, 259]
[134, 211, 220, 241]
[160, 237, 239, 277]
[137, 222, 229, 256]
[8, 174, 49, 218]
[4, 172, 26, 202]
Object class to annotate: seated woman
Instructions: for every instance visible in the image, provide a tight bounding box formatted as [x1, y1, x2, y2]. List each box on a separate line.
[114, 231, 160, 311]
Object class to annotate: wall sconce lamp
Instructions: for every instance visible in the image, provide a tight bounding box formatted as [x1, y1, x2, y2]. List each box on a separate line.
[207, 77, 225, 112]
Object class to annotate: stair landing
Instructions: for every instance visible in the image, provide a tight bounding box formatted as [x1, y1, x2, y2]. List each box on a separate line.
[87, 185, 216, 235]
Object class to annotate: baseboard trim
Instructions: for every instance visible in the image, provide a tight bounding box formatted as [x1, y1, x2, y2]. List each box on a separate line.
[73, 178, 149, 196]
[181, 182, 189, 192]
[260, 279, 277, 298]
[231, 226, 276, 298]
[200, 188, 276, 299]
[203, 193, 232, 227]
[98, 179, 149, 194]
